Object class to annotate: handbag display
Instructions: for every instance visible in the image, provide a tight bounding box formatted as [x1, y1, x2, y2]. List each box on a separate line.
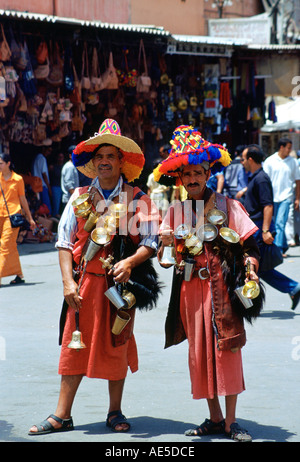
[100, 52, 119, 90]
[81, 43, 91, 90]
[0, 24, 12, 62]
[137, 39, 151, 93]
[0, 181, 27, 228]
[46, 41, 64, 87]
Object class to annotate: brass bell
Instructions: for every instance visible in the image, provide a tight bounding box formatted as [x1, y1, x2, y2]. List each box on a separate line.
[160, 245, 177, 266]
[67, 330, 86, 350]
[68, 311, 86, 351]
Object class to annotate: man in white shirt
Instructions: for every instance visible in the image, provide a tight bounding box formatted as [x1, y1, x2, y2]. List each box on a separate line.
[61, 145, 79, 207]
[263, 138, 300, 256]
[32, 146, 52, 214]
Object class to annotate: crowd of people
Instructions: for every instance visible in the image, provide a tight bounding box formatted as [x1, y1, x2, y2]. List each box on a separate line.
[1, 119, 300, 442]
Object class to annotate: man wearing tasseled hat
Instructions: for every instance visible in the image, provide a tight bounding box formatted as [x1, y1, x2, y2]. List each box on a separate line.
[29, 119, 161, 435]
[156, 125, 264, 442]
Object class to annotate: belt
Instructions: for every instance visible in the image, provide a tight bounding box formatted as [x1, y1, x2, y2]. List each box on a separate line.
[198, 267, 210, 280]
[86, 272, 105, 277]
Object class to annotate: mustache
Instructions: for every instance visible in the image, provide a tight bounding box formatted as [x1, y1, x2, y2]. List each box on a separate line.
[187, 182, 200, 187]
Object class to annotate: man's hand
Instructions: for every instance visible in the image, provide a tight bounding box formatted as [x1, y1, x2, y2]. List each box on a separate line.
[63, 279, 82, 310]
[262, 230, 274, 245]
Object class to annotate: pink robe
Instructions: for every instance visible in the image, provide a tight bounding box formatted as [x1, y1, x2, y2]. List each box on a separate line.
[162, 194, 258, 399]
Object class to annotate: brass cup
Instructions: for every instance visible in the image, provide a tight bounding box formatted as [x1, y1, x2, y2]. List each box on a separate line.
[111, 310, 131, 335]
[242, 281, 260, 299]
[197, 224, 218, 242]
[91, 227, 111, 246]
[72, 193, 91, 210]
[108, 203, 127, 228]
[174, 224, 191, 240]
[122, 289, 136, 309]
[219, 227, 240, 244]
[207, 208, 227, 225]
[84, 211, 100, 232]
[74, 204, 92, 218]
[185, 234, 203, 256]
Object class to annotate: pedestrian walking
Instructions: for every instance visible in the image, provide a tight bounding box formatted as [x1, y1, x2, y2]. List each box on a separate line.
[241, 144, 300, 310]
[263, 138, 300, 257]
[0, 153, 36, 287]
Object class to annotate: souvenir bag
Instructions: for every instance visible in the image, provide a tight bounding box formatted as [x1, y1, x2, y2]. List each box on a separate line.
[36, 40, 48, 64]
[81, 43, 91, 90]
[0, 24, 12, 62]
[0, 182, 27, 228]
[69, 62, 82, 105]
[21, 41, 37, 97]
[136, 40, 151, 93]
[100, 52, 119, 90]
[91, 47, 103, 91]
[117, 48, 137, 88]
[46, 41, 63, 87]
[64, 44, 74, 92]
[34, 57, 50, 80]
[14, 41, 28, 70]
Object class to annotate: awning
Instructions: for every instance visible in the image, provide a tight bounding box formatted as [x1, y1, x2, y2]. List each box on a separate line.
[0, 9, 170, 35]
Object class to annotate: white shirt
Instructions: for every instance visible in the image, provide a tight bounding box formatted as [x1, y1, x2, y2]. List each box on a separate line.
[56, 176, 159, 252]
[61, 160, 80, 204]
[263, 153, 300, 202]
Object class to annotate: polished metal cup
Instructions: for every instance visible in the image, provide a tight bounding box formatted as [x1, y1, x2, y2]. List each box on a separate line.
[206, 208, 227, 225]
[184, 257, 196, 281]
[234, 286, 254, 309]
[122, 289, 136, 309]
[219, 227, 240, 244]
[84, 210, 100, 232]
[108, 203, 127, 228]
[105, 286, 127, 309]
[185, 234, 203, 256]
[83, 227, 109, 262]
[111, 309, 131, 335]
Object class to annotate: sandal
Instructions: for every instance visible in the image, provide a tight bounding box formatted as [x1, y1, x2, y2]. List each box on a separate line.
[28, 414, 74, 436]
[185, 418, 225, 436]
[225, 422, 252, 442]
[10, 276, 25, 285]
[106, 410, 131, 432]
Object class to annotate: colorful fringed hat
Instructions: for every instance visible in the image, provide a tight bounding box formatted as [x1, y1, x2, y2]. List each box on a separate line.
[153, 125, 231, 182]
[72, 119, 145, 182]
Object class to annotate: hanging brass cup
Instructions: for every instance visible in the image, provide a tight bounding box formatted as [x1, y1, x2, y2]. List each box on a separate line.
[197, 224, 218, 242]
[72, 193, 91, 218]
[206, 208, 227, 225]
[111, 310, 131, 335]
[108, 203, 127, 228]
[84, 210, 100, 232]
[185, 234, 203, 256]
[219, 227, 240, 244]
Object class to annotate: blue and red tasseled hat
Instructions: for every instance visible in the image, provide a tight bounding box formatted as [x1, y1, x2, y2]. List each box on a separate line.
[153, 125, 231, 182]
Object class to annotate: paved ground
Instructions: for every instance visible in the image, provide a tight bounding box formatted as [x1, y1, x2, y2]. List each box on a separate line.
[0, 240, 300, 445]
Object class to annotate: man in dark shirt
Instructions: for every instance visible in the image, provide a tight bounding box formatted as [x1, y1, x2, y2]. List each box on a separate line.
[242, 145, 300, 310]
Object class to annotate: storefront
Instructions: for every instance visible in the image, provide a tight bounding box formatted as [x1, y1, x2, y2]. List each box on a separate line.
[0, 10, 299, 195]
